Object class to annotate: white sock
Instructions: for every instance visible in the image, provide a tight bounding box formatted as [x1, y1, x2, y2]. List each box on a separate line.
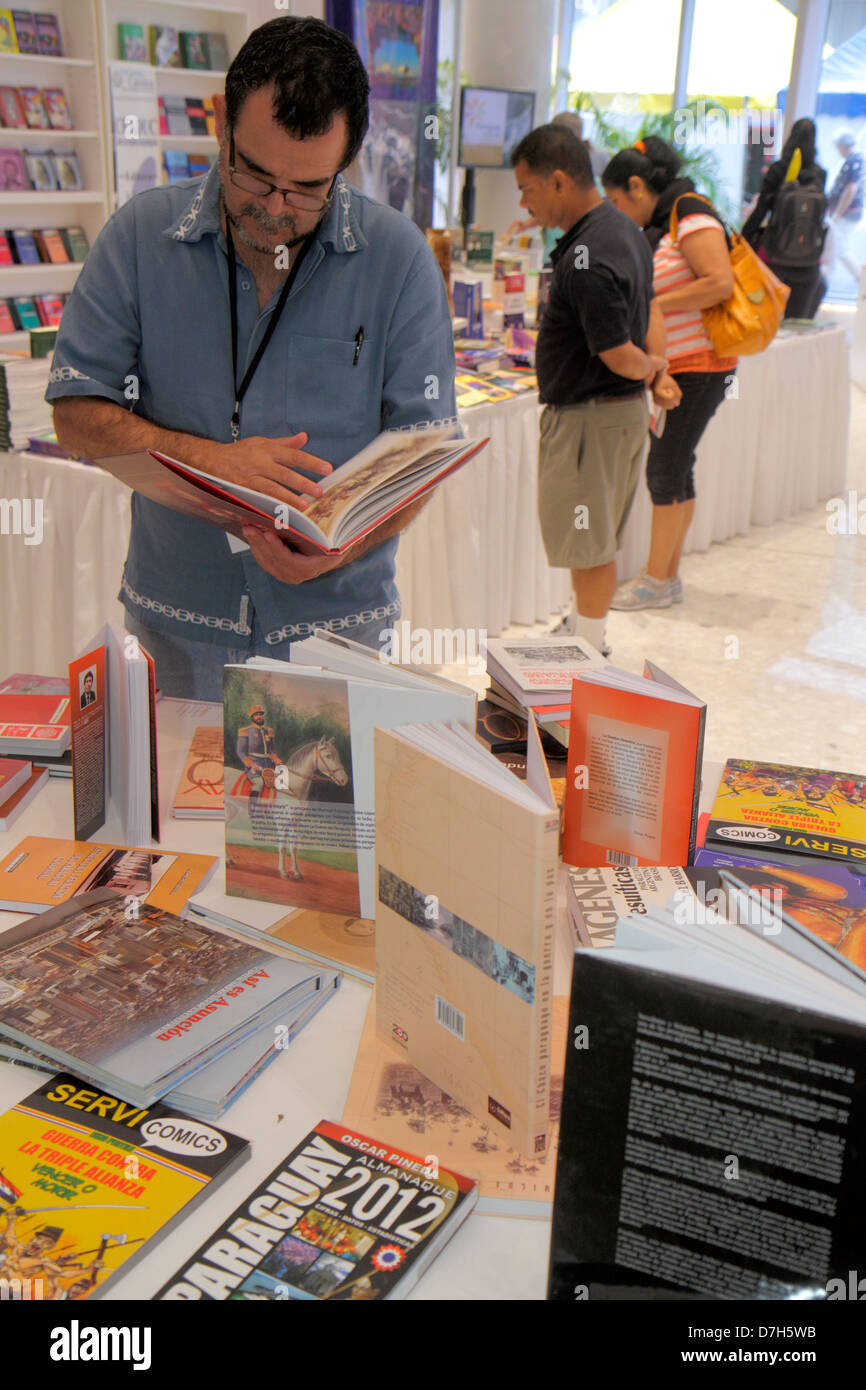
[576, 613, 607, 652]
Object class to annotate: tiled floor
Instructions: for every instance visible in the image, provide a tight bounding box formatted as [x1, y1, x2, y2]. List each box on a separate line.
[501, 365, 866, 774]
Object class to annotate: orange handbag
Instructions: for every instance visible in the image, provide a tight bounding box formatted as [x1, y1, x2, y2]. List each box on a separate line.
[670, 194, 790, 356]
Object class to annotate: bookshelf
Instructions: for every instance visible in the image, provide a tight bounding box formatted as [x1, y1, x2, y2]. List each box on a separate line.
[99, 0, 249, 204]
[0, 0, 112, 350]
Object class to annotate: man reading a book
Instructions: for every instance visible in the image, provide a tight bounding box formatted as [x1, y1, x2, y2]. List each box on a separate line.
[47, 17, 456, 700]
[511, 125, 674, 655]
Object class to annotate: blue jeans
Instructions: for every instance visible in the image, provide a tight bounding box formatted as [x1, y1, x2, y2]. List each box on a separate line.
[124, 609, 399, 702]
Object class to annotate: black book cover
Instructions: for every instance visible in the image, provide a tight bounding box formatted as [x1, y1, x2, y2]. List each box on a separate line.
[549, 950, 866, 1300]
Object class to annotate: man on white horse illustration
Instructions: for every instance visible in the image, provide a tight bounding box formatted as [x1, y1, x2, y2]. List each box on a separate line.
[236, 704, 282, 809]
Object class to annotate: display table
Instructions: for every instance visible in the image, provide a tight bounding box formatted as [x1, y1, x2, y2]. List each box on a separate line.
[0, 325, 848, 676]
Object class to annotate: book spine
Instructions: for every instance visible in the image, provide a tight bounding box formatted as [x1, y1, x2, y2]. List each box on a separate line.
[688, 706, 707, 862]
[528, 815, 558, 1157]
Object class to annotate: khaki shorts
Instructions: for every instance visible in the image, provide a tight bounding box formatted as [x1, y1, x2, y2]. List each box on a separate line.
[538, 395, 649, 568]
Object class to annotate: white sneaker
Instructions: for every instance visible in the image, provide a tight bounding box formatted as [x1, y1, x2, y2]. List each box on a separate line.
[609, 571, 672, 611]
[549, 612, 577, 636]
[666, 576, 683, 604]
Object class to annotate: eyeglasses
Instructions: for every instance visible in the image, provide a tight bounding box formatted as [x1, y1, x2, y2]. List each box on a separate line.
[228, 134, 336, 212]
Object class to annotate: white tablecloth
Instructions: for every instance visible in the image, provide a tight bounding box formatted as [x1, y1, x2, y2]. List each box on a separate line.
[0, 326, 848, 675]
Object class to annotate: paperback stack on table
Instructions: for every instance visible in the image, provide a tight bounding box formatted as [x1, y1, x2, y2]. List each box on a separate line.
[549, 874, 866, 1300]
[0, 354, 53, 452]
[0, 889, 335, 1107]
[0, 757, 46, 829]
[485, 633, 606, 740]
[0, 672, 73, 775]
[0, 1073, 250, 1300]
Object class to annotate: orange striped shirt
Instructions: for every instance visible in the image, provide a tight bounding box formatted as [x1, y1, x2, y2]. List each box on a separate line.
[653, 213, 736, 372]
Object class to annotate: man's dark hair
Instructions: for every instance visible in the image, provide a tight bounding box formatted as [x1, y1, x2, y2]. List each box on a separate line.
[510, 123, 594, 188]
[225, 16, 370, 169]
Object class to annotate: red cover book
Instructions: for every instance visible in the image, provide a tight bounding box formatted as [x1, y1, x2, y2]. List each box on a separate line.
[0, 299, 15, 332]
[0, 233, 13, 265]
[0, 757, 32, 803]
[561, 661, 705, 869]
[0, 692, 71, 755]
[35, 293, 63, 326]
[0, 87, 27, 128]
[0, 767, 48, 830]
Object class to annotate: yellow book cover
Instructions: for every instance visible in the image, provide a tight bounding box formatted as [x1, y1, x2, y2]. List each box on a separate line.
[172, 724, 224, 818]
[0, 10, 18, 53]
[0, 836, 217, 914]
[707, 758, 866, 864]
[0, 1073, 248, 1299]
[374, 723, 558, 1157]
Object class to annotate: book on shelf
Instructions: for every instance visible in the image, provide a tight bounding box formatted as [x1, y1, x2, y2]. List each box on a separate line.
[117, 22, 147, 64]
[68, 621, 159, 845]
[9, 9, 37, 54]
[34, 291, 62, 325]
[548, 886, 866, 1300]
[60, 224, 88, 260]
[0, 9, 16, 53]
[33, 226, 68, 262]
[343, 989, 569, 1218]
[150, 25, 181, 68]
[0, 689, 70, 756]
[0, 232, 12, 263]
[20, 85, 48, 129]
[0, 300, 14, 333]
[203, 32, 230, 72]
[156, 1120, 478, 1301]
[485, 632, 606, 714]
[0, 767, 47, 828]
[706, 757, 866, 866]
[34, 11, 63, 57]
[163, 150, 190, 184]
[0, 1073, 250, 1300]
[23, 147, 56, 190]
[223, 648, 475, 927]
[1, 970, 341, 1122]
[162, 92, 190, 135]
[96, 427, 489, 558]
[0, 889, 329, 1107]
[202, 96, 215, 137]
[179, 31, 208, 70]
[9, 294, 39, 329]
[561, 659, 706, 870]
[185, 95, 207, 135]
[42, 86, 72, 130]
[49, 148, 81, 190]
[0, 85, 26, 127]
[172, 724, 225, 819]
[8, 227, 39, 262]
[374, 714, 558, 1157]
[187, 153, 212, 179]
[0, 148, 27, 189]
[0, 835, 217, 914]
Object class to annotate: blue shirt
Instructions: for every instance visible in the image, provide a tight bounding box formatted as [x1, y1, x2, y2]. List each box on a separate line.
[45, 166, 457, 646]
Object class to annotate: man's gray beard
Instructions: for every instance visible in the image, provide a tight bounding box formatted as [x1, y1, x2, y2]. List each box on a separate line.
[226, 203, 321, 256]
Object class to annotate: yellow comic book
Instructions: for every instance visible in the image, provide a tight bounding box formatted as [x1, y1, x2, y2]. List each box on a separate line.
[0, 1073, 248, 1299]
[707, 758, 866, 863]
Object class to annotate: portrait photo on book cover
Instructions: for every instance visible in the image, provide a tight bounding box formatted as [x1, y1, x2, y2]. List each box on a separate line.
[78, 667, 97, 707]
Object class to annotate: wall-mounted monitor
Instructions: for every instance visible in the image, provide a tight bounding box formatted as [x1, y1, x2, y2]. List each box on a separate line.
[458, 86, 536, 169]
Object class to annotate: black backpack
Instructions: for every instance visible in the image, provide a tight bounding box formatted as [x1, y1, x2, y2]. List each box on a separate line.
[763, 181, 826, 267]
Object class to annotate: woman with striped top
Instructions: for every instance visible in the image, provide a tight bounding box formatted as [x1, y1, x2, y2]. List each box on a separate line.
[601, 136, 735, 610]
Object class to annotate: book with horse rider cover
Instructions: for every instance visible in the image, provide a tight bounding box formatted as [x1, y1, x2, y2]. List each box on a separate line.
[95, 427, 489, 557]
[222, 659, 474, 962]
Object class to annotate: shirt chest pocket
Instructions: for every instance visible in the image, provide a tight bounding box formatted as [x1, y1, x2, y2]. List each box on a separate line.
[285, 332, 380, 440]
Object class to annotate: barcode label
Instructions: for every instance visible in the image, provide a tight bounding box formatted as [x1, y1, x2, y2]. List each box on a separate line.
[606, 850, 638, 867]
[435, 995, 465, 1040]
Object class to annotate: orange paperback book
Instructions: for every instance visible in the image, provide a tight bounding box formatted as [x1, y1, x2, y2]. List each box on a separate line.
[172, 724, 224, 819]
[562, 660, 705, 869]
[0, 836, 217, 914]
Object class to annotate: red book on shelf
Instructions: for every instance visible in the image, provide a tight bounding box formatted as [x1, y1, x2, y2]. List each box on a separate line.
[0, 86, 26, 129]
[34, 293, 64, 326]
[0, 300, 16, 333]
[0, 232, 14, 265]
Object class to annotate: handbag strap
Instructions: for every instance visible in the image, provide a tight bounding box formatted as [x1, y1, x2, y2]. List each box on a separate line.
[669, 192, 733, 251]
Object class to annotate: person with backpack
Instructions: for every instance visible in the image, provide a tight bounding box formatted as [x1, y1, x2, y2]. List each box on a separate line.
[601, 136, 735, 612]
[742, 117, 827, 319]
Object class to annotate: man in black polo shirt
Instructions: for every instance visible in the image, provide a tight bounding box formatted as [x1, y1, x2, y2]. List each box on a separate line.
[511, 124, 674, 653]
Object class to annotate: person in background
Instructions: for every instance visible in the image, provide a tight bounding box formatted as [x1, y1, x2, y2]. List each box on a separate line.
[602, 136, 735, 612]
[825, 129, 865, 288]
[505, 111, 607, 259]
[510, 124, 675, 655]
[742, 117, 826, 319]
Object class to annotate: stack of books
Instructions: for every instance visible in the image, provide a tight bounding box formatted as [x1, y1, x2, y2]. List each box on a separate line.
[0, 755, 46, 830]
[0, 889, 341, 1115]
[0, 354, 53, 450]
[485, 632, 606, 738]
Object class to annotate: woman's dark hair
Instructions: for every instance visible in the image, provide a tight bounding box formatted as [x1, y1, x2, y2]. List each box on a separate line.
[779, 117, 817, 170]
[225, 16, 370, 169]
[602, 135, 682, 194]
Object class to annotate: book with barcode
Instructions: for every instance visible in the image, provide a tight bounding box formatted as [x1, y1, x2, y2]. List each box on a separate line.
[374, 716, 558, 1157]
[562, 659, 705, 870]
[156, 1120, 478, 1300]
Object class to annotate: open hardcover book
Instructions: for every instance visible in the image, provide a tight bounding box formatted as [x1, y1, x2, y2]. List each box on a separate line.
[96, 427, 489, 557]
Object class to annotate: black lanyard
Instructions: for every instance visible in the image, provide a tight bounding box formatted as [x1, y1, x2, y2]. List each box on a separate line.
[226, 220, 312, 440]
